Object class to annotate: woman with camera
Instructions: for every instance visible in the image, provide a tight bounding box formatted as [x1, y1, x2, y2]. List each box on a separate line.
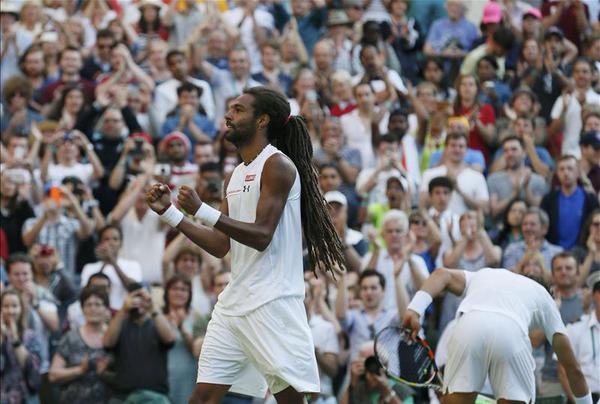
[48, 286, 111, 402]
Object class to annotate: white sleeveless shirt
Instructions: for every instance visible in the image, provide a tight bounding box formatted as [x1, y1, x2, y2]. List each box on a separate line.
[215, 144, 305, 316]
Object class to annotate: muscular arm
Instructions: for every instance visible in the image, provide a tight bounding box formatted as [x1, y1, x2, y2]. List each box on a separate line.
[552, 333, 590, 398]
[175, 154, 296, 257]
[419, 267, 467, 298]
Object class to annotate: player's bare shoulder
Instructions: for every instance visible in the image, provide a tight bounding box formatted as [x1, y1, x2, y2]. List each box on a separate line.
[262, 152, 296, 190]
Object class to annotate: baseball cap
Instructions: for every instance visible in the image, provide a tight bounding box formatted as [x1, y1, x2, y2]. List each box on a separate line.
[544, 26, 564, 40]
[327, 9, 352, 27]
[523, 7, 542, 20]
[579, 131, 600, 149]
[586, 270, 600, 291]
[481, 2, 502, 24]
[386, 175, 405, 191]
[324, 190, 347, 206]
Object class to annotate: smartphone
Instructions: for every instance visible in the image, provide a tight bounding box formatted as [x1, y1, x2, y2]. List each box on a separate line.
[153, 163, 171, 177]
[131, 138, 145, 156]
[49, 186, 62, 203]
[13, 145, 26, 159]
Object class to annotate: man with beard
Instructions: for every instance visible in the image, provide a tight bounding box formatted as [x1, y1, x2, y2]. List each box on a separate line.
[487, 136, 547, 224]
[146, 87, 345, 403]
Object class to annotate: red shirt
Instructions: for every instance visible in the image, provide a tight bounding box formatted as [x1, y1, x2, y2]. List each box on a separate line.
[330, 103, 357, 117]
[39, 78, 96, 105]
[457, 103, 495, 163]
[541, 0, 589, 49]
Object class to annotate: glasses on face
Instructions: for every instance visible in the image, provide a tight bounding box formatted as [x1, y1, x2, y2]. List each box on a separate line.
[97, 43, 113, 49]
[410, 219, 426, 226]
[104, 118, 122, 123]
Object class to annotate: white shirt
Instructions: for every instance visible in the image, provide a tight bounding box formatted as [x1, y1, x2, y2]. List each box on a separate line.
[340, 109, 389, 169]
[356, 166, 410, 206]
[80, 258, 143, 310]
[458, 268, 567, 341]
[216, 144, 304, 315]
[222, 8, 274, 74]
[119, 208, 167, 285]
[427, 207, 461, 268]
[153, 76, 215, 127]
[191, 274, 212, 316]
[309, 314, 339, 397]
[362, 249, 430, 312]
[420, 165, 489, 216]
[566, 313, 600, 393]
[551, 88, 600, 158]
[47, 163, 94, 185]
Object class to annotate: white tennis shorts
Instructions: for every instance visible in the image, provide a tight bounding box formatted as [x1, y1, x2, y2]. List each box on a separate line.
[443, 310, 536, 402]
[196, 296, 320, 397]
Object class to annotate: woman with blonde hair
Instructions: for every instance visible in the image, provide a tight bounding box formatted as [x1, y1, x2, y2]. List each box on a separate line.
[513, 250, 551, 286]
[0, 289, 43, 402]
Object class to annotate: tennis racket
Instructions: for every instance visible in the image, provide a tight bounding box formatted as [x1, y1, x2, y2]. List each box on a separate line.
[374, 326, 443, 391]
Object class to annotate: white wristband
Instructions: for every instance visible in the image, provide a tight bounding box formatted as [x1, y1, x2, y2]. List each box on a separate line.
[194, 203, 221, 227]
[407, 291, 433, 318]
[574, 393, 592, 404]
[160, 204, 184, 228]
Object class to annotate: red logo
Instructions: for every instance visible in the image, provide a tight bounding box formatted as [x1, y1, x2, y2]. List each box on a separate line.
[245, 174, 256, 182]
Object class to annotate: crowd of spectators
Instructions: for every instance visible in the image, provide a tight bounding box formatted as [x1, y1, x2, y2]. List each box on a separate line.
[0, 0, 599, 403]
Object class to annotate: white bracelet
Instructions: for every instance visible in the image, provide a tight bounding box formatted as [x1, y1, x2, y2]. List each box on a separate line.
[160, 204, 184, 228]
[194, 203, 221, 227]
[574, 393, 593, 404]
[407, 291, 433, 318]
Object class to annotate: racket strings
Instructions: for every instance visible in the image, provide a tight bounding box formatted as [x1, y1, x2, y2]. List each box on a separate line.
[375, 329, 436, 384]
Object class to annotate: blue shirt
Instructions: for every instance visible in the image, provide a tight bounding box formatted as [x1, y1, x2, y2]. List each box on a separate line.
[558, 186, 585, 250]
[425, 17, 478, 53]
[251, 71, 293, 97]
[491, 146, 555, 172]
[296, 7, 328, 55]
[428, 148, 486, 170]
[161, 110, 217, 160]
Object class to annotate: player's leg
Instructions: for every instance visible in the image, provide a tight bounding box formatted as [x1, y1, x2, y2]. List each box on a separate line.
[235, 298, 320, 399]
[194, 311, 266, 404]
[442, 392, 478, 404]
[189, 383, 231, 404]
[442, 312, 489, 396]
[273, 386, 306, 404]
[487, 314, 536, 403]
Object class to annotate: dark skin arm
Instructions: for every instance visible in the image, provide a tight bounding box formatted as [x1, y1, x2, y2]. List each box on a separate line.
[147, 154, 296, 256]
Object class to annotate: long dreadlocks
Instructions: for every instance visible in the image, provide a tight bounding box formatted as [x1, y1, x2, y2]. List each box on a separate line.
[243, 86, 346, 276]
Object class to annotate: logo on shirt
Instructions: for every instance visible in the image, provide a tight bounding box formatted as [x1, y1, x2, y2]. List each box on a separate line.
[243, 185, 250, 193]
[245, 174, 256, 182]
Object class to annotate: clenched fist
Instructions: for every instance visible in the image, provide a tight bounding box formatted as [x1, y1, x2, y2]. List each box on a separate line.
[146, 183, 171, 213]
[177, 185, 203, 215]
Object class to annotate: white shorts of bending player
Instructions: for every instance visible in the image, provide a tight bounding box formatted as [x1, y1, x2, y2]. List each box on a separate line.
[444, 310, 536, 402]
[197, 296, 321, 398]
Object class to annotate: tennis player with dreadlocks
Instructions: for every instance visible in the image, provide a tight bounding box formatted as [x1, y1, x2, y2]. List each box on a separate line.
[146, 87, 346, 404]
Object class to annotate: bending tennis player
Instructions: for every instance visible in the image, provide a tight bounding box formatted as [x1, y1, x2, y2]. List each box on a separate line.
[146, 87, 345, 404]
[402, 267, 593, 404]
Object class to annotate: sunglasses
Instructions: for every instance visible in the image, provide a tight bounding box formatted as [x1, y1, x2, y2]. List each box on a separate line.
[410, 219, 426, 226]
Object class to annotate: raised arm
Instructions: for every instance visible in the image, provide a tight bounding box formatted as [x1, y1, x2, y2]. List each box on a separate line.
[401, 267, 467, 339]
[172, 154, 295, 253]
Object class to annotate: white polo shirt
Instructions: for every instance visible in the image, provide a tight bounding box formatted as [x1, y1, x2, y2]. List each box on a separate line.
[566, 313, 600, 393]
